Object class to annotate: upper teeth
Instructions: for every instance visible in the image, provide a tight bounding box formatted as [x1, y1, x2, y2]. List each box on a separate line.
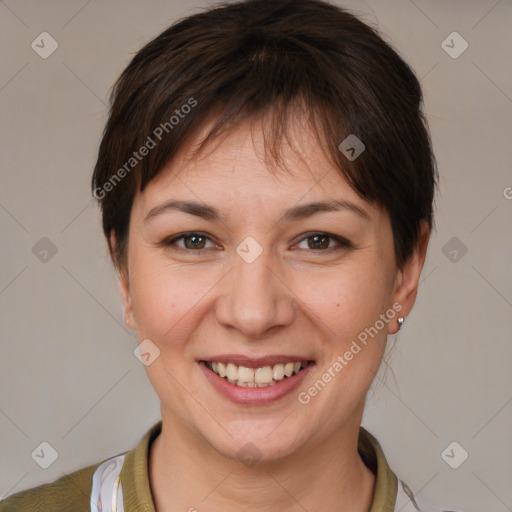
[208, 361, 306, 387]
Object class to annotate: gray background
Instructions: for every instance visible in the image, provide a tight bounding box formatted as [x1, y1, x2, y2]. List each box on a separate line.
[1, 0, 511, 510]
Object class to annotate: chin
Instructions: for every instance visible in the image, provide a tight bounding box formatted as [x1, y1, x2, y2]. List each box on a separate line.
[201, 422, 309, 466]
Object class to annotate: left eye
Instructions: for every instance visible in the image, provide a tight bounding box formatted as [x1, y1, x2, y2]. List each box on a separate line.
[295, 233, 350, 251]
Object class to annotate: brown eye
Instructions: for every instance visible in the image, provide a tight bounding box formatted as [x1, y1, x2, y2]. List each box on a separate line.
[183, 234, 207, 249]
[163, 232, 216, 252]
[307, 235, 330, 250]
[296, 232, 351, 252]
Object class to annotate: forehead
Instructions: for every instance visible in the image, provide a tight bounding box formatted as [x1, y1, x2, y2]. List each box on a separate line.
[142, 116, 363, 206]
[129, 116, 391, 252]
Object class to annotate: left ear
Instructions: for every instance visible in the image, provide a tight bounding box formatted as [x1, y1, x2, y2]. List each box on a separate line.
[389, 220, 430, 334]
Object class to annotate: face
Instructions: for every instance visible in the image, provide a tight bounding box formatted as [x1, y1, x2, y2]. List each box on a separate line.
[117, 118, 428, 463]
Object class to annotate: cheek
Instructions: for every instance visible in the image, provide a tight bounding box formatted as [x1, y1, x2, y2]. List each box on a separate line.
[129, 254, 206, 344]
[296, 266, 391, 420]
[297, 261, 391, 338]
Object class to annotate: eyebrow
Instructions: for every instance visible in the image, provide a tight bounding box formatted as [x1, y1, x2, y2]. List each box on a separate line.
[144, 198, 370, 223]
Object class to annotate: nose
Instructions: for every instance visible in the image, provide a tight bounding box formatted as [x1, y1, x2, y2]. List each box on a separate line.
[214, 246, 296, 340]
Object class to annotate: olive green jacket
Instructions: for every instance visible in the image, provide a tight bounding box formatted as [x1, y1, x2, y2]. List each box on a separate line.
[0, 421, 445, 511]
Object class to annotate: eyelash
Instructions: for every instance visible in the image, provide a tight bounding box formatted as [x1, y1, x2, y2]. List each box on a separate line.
[161, 231, 352, 254]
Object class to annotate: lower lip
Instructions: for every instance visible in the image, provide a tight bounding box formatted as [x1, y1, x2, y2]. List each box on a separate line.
[198, 361, 314, 405]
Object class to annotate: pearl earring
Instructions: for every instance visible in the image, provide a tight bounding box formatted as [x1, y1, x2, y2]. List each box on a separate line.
[397, 316, 405, 332]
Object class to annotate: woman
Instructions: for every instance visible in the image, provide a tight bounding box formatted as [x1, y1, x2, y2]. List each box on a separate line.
[0, 0, 453, 510]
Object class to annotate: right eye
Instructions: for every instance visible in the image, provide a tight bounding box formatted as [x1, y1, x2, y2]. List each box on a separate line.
[162, 232, 219, 252]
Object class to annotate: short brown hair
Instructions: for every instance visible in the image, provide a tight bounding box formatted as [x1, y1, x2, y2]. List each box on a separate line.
[92, 0, 437, 270]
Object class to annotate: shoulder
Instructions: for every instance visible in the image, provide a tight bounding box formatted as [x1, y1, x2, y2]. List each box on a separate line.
[0, 422, 162, 512]
[0, 459, 105, 512]
[359, 427, 464, 512]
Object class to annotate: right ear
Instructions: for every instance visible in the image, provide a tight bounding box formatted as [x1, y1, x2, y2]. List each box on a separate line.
[110, 231, 137, 331]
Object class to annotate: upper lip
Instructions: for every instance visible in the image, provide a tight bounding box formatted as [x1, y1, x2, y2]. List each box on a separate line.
[199, 355, 315, 368]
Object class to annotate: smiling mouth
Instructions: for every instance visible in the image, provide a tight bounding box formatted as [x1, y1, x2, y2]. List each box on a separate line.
[203, 360, 315, 388]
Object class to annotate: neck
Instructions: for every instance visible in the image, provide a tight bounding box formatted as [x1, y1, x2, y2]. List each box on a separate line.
[149, 412, 375, 512]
